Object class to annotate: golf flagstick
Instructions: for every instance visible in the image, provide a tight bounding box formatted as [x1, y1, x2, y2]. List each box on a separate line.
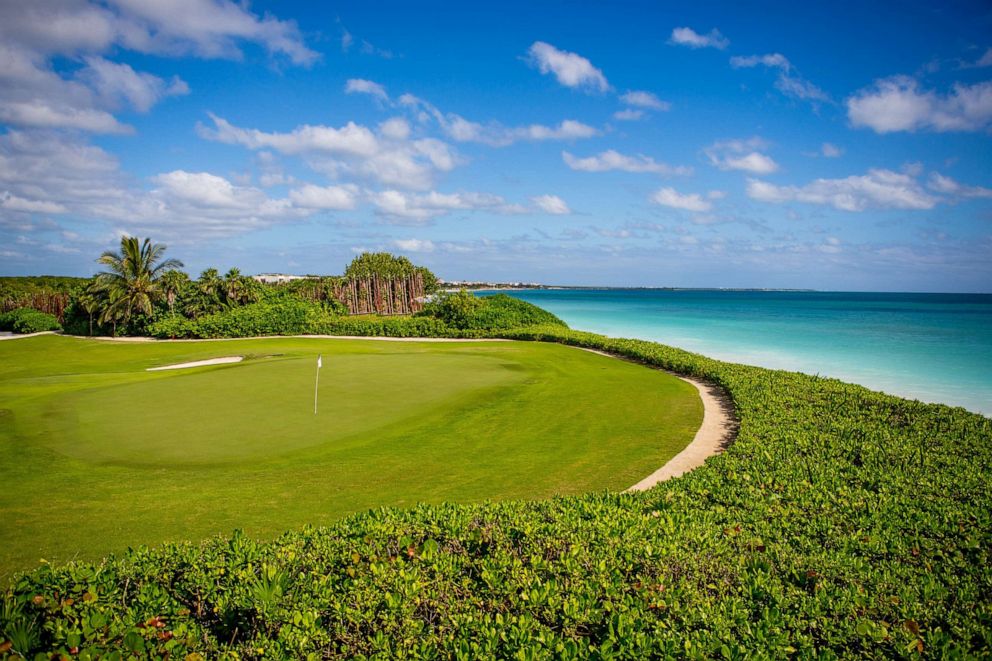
[314, 354, 322, 415]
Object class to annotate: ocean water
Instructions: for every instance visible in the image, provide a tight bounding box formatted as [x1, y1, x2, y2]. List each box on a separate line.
[484, 289, 992, 416]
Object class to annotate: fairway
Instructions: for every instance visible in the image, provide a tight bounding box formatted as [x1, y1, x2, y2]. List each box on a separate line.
[0, 335, 701, 577]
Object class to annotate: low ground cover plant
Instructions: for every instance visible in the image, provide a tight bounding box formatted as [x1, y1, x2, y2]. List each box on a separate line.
[2, 325, 989, 658]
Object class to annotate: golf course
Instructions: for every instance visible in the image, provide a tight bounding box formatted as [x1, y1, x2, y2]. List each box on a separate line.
[0, 334, 701, 578]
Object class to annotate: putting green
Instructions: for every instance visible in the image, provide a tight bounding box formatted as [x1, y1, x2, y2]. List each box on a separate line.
[0, 335, 702, 578]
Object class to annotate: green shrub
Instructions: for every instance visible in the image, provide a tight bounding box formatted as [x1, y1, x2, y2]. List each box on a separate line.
[4, 324, 990, 657]
[147, 299, 338, 339]
[419, 291, 567, 330]
[0, 308, 61, 334]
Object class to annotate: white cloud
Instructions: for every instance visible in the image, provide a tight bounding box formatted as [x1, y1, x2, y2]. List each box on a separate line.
[668, 27, 728, 50]
[730, 53, 790, 69]
[345, 78, 388, 102]
[198, 113, 457, 190]
[563, 150, 691, 176]
[0, 100, 132, 133]
[651, 187, 713, 212]
[288, 184, 359, 210]
[526, 41, 610, 92]
[976, 48, 992, 68]
[532, 194, 571, 215]
[619, 90, 670, 110]
[78, 56, 188, 112]
[705, 138, 778, 174]
[847, 76, 992, 133]
[927, 173, 992, 199]
[746, 169, 939, 211]
[821, 142, 842, 158]
[371, 190, 521, 222]
[394, 238, 435, 252]
[730, 52, 829, 103]
[397, 94, 599, 147]
[0, 191, 67, 214]
[0, 1, 313, 134]
[613, 109, 644, 121]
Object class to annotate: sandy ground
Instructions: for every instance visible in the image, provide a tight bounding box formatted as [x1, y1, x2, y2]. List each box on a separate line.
[574, 347, 737, 490]
[146, 356, 244, 371]
[0, 331, 57, 340]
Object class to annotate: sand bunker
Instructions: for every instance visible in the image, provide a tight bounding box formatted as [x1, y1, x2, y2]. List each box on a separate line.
[146, 356, 244, 371]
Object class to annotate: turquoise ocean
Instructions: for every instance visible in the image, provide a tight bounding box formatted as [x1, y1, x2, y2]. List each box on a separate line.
[484, 290, 992, 416]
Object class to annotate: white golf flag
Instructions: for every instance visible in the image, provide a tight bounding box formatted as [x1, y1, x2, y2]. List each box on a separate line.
[314, 354, 322, 414]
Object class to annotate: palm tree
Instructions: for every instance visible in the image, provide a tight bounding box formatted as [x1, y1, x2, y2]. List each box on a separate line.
[160, 270, 188, 316]
[224, 267, 246, 305]
[76, 286, 104, 336]
[184, 268, 224, 318]
[95, 236, 183, 334]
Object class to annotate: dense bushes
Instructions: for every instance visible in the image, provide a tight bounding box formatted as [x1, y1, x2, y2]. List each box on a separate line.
[147, 299, 336, 339]
[144, 291, 567, 339]
[419, 291, 567, 331]
[3, 325, 990, 657]
[0, 308, 61, 334]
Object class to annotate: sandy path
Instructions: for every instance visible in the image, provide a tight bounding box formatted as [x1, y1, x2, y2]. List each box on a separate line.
[0, 331, 57, 341]
[574, 347, 737, 490]
[146, 356, 244, 371]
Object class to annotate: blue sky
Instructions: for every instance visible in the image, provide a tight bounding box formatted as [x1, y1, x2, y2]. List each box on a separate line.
[1, 1, 990, 291]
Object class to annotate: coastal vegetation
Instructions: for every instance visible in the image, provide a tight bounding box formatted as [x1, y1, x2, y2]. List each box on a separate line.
[2, 236, 560, 340]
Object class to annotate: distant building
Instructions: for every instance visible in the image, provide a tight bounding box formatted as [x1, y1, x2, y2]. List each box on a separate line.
[252, 273, 309, 284]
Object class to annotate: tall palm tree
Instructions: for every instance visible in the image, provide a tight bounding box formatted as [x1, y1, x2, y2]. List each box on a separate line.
[224, 267, 246, 305]
[76, 286, 104, 336]
[95, 236, 183, 334]
[160, 270, 188, 316]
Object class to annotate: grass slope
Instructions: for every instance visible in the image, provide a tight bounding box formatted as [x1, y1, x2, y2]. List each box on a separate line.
[0, 335, 700, 578]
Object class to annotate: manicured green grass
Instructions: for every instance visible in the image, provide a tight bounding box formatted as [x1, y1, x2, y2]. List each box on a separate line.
[0, 335, 700, 578]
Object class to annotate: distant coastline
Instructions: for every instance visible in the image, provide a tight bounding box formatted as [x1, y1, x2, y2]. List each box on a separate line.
[441, 280, 817, 293]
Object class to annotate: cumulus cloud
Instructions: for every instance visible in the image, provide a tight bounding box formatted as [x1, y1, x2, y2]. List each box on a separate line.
[821, 142, 843, 158]
[532, 194, 571, 215]
[562, 150, 691, 176]
[746, 169, 939, 211]
[198, 113, 457, 190]
[394, 238, 435, 252]
[371, 190, 524, 222]
[0, 191, 67, 214]
[619, 90, 670, 111]
[397, 94, 598, 147]
[526, 41, 610, 92]
[0, 130, 362, 240]
[78, 56, 188, 112]
[650, 187, 713, 212]
[345, 78, 388, 102]
[704, 138, 778, 174]
[0, 0, 313, 134]
[0, 100, 132, 134]
[668, 27, 728, 50]
[730, 52, 829, 103]
[288, 184, 359, 209]
[847, 76, 992, 133]
[927, 173, 992, 199]
[612, 109, 644, 121]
